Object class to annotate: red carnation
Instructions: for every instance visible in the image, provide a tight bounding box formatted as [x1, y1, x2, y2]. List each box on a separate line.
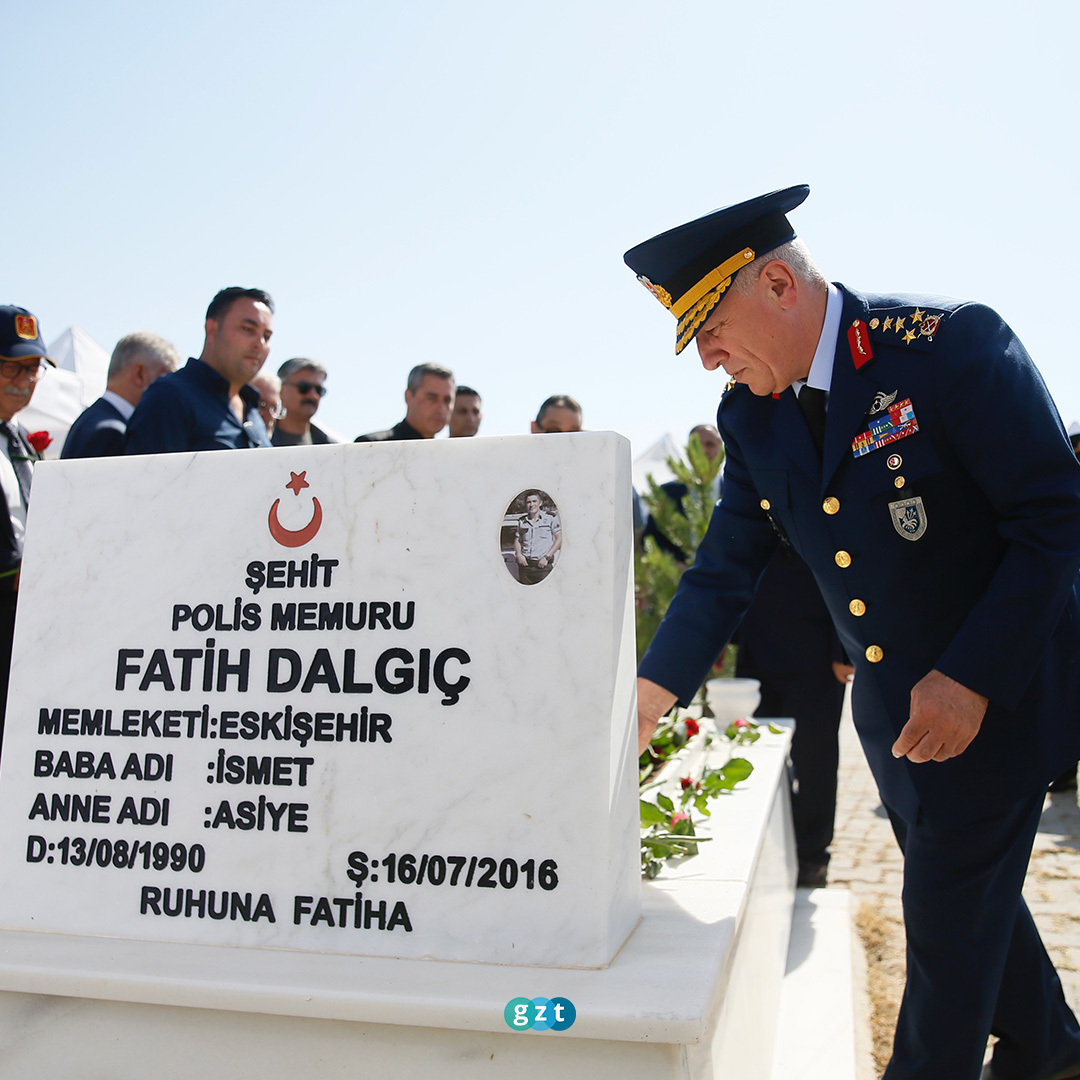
[27, 431, 52, 453]
[684, 718, 700, 736]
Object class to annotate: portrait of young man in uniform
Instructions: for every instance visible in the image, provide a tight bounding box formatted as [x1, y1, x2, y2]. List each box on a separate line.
[503, 490, 562, 585]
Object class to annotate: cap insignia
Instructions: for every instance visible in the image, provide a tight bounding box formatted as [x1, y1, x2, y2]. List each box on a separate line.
[14, 315, 37, 340]
[637, 276, 673, 310]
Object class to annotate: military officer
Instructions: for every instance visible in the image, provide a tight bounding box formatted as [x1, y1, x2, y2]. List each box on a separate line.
[624, 186, 1080, 1080]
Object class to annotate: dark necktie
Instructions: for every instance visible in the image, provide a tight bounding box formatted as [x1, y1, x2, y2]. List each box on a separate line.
[798, 386, 827, 456]
[4, 423, 32, 505]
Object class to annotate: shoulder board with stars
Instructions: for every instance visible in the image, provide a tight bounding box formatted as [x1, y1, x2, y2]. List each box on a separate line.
[867, 306, 947, 350]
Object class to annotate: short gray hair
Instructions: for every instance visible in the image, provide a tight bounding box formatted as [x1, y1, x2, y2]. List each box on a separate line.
[728, 238, 826, 296]
[251, 371, 281, 394]
[407, 363, 454, 393]
[108, 331, 180, 379]
[277, 357, 327, 381]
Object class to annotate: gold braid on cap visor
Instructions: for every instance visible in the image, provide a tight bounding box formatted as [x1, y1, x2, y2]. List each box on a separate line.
[671, 247, 756, 354]
[675, 283, 729, 353]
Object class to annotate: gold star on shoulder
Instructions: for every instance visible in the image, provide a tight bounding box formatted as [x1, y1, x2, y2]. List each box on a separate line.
[911, 307, 924, 323]
[894, 316, 906, 331]
[883, 316, 893, 331]
[724, 377, 737, 393]
[903, 329, 916, 344]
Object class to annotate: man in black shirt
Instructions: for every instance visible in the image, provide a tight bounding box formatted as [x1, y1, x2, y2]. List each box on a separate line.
[355, 363, 454, 442]
[125, 287, 274, 454]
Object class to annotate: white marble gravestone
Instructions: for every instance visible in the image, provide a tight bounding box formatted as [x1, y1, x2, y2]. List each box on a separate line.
[0, 433, 640, 969]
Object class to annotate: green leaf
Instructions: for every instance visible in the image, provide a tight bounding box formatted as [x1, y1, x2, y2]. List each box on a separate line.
[640, 800, 668, 825]
[768, 722, 784, 734]
[656, 793, 675, 812]
[724, 757, 754, 783]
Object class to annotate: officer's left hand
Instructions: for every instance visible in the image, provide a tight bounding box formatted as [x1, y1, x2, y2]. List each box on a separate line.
[892, 669, 988, 763]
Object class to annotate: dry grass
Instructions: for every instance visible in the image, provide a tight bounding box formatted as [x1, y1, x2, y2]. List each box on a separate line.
[854, 900, 906, 1078]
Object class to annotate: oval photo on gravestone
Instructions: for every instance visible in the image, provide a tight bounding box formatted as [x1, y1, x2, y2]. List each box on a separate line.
[501, 489, 562, 585]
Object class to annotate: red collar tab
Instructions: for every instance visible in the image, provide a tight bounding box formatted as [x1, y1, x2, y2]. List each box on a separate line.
[848, 319, 873, 369]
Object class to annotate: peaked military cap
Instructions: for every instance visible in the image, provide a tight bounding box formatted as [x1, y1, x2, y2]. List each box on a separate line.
[624, 184, 810, 354]
[0, 305, 53, 364]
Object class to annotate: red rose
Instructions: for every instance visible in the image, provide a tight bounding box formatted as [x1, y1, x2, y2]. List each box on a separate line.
[27, 431, 52, 453]
[684, 718, 700, 736]
[680, 777, 693, 790]
[733, 718, 748, 728]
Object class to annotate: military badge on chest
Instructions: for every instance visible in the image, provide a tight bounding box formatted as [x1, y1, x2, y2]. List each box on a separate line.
[852, 398, 918, 458]
[888, 496, 927, 541]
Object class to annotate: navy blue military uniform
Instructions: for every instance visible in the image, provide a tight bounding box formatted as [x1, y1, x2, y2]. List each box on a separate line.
[626, 187, 1080, 1080]
[61, 396, 127, 458]
[124, 357, 270, 454]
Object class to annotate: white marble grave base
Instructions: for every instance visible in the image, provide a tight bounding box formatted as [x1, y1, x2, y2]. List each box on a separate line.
[0, 724, 795, 1080]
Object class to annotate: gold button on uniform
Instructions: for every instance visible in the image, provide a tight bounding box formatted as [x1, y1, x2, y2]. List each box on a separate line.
[865, 645, 884, 663]
[760, 498, 771, 510]
[849, 599, 866, 616]
[894, 476, 905, 489]
[835, 550, 852, 568]
[822, 496, 840, 515]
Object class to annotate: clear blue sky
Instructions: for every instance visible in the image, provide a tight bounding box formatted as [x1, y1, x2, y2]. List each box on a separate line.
[8, 0, 1079, 451]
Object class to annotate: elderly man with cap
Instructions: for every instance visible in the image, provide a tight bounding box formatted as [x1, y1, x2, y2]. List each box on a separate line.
[625, 187, 1080, 1080]
[0, 306, 53, 730]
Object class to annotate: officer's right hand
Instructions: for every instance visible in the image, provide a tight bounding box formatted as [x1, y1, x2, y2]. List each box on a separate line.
[637, 677, 677, 755]
[893, 668, 988, 763]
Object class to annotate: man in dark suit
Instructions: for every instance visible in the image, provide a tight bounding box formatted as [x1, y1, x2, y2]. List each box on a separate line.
[61, 332, 178, 458]
[0, 305, 54, 734]
[644, 423, 849, 886]
[355, 364, 454, 442]
[733, 547, 849, 887]
[625, 186, 1080, 1080]
[641, 423, 722, 558]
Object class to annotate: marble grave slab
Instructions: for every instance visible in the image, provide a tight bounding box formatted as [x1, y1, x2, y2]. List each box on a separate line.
[0, 433, 640, 968]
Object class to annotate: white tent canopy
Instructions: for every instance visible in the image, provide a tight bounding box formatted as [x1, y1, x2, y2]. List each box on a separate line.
[18, 327, 109, 458]
[633, 432, 683, 491]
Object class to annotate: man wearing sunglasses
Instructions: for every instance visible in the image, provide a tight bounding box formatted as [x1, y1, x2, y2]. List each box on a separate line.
[0, 305, 54, 728]
[271, 358, 336, 447]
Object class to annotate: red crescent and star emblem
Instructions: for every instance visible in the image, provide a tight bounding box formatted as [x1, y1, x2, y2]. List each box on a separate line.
[268, 471, 323, 548]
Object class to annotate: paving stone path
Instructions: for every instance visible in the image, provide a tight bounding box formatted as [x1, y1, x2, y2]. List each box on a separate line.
[828, 701, 1080, 1076]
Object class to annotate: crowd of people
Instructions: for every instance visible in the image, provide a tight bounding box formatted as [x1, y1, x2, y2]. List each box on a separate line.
[46, 287, 591, 462]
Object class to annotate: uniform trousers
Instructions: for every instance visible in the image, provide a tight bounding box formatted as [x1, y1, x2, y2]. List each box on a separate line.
[883, 793, 1080, 1080]
[739, 665, 845, 867]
